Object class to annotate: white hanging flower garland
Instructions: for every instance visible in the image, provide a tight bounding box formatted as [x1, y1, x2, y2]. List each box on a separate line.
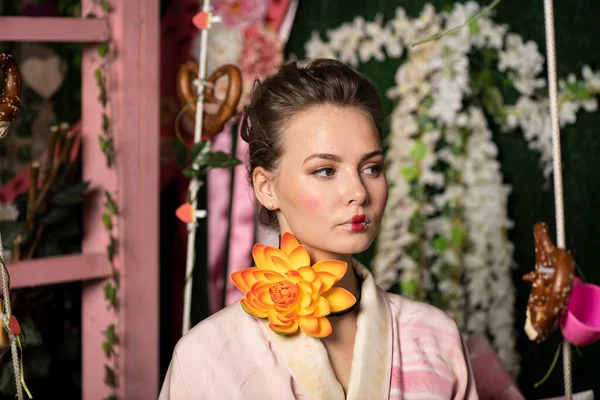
[303, 1, 600, 377]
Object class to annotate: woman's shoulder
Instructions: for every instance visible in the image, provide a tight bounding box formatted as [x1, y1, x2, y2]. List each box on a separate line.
[173, 302, 260, 359]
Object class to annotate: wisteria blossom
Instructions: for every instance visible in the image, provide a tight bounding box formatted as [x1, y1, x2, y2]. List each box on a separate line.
[304, 1, 600, 377]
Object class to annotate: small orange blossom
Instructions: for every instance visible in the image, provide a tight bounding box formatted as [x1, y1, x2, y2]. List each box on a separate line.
[230, 233, 356, 338]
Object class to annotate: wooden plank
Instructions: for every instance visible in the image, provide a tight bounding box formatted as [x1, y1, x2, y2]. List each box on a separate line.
[80, 0, 160, 398]
[8, 253, 110, 288]
[116, 0, 160, 396]
[0, 17, 108, 43]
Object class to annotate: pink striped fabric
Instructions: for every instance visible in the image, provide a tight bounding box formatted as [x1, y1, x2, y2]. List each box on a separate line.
[386, 294, 479, 399]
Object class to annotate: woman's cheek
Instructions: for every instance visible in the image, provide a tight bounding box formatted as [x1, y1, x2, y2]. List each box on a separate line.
[299, 190, 324, 213]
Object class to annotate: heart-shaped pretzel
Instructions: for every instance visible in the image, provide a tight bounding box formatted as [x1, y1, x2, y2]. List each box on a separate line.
[176, 62, 242, 139]
[523, 222, 575, 342]
[0, 53, 23, 138]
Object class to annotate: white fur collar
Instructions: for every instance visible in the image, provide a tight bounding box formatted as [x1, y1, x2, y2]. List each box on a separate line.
[261, 261, 392, 399]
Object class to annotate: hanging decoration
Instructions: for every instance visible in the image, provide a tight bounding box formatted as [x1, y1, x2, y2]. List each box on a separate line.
[303, 1, 600, 378]
[0, 54, 22, 139]
[520, 0, 600, 397]
[0, 52, 32, 400]
[176, 63, 242, 139]
[174, 1, 243, 335]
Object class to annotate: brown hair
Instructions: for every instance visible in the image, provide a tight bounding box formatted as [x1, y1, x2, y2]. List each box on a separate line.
[240, 58, 383, 228]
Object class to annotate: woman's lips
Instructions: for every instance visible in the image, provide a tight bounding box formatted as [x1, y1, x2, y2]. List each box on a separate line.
[342, 215, 369, 231]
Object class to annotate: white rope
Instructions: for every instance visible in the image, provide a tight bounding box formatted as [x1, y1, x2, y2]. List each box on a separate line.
[0, 235, 24, 400]
[182, 0, 214, 335]
[542, 0, 572, 398]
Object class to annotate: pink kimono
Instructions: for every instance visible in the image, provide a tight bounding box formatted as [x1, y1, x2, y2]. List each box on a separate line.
[160, 262, 479, 399]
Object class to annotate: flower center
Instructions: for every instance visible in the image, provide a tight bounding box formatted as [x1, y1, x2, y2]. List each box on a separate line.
[270, 280, 298, 306]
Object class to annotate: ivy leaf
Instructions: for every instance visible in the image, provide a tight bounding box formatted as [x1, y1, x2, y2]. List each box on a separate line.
[104, 191, 119, 215]
[53, 182, 90, 206]
[98, 42, 110, 57]
[170, 140, 189, 169]
[104, 283, 117, 307]
[102, 213, 113, 230]
[102, 113, 110, 132]
[105, 324, 118, 344]
[100, 0, 113, 12]
[94, 68, 103, 87]
[102, 340, 112, 358]
[107, 236, 118, 263]
[104, 365, 118, 387]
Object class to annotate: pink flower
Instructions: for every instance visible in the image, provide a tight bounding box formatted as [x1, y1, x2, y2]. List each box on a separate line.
[213, 0, 269, 29]
[238, 26, 284, 110]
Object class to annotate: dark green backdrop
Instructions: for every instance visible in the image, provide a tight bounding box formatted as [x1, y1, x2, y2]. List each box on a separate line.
[285, 0, 600, 398]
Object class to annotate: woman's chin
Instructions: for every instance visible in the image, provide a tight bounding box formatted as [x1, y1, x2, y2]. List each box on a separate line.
[331, 233, 377, 256]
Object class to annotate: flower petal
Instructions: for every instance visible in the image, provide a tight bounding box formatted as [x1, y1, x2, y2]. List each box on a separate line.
[313, 317, 333, 338]
[251, 269, 284, 283]
[297, 266, 316, 282]
[297, 316, 319, 333]
[284, 270, 303, 283]
[288, 246, 310, 270]
[280, 232, 301, 255]
[241, 298, 269, 318]
[314, 271, 336, 292]
[264, 247, 289, 263]
[268, 309, 299, 335]
[298, 287, 313, 310]
[252, 244, 267, 268]
[258, 290, 275, 306]
[323, 287, 356, 312]
[312, 260, 347, 282]
[230, 268, 258, 293]
[270, 256, 292, 274]
[314, 296, 331, 317]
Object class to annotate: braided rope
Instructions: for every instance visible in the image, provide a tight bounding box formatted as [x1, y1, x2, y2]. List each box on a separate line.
[542, 0, 572, 398]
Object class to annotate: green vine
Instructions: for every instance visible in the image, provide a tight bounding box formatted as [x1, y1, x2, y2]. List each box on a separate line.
[88, 1, 119, 398]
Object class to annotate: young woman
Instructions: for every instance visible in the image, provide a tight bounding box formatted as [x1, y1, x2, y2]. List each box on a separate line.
[160, 59, 478, 399]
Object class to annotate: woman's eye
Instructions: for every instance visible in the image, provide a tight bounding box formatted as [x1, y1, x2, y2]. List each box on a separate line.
[312, 167, 335, 177]
[364, 164, 382, 176]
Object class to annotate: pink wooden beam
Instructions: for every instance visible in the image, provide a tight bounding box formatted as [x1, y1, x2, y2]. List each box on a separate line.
[0, 17, 108, 43]
[81, 0, 160, 398]
[7, 253, 110, 289]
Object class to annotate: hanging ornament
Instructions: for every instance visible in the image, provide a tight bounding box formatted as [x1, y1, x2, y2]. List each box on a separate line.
[523, 222, 575, 343]
[0, 53, 31, 400]
[175, 203, 207, 223]
[176, 63, 242, 139]
[0, 53, 22, 138]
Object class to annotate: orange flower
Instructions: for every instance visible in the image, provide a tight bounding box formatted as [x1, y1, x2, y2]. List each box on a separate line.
[230, 233, 356, 338]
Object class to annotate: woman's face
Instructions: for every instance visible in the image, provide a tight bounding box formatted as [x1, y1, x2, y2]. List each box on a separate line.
[268, 104, 388, 261]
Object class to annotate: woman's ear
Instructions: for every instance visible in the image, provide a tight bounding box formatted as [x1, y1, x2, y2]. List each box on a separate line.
[252, 167, 278, 210]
